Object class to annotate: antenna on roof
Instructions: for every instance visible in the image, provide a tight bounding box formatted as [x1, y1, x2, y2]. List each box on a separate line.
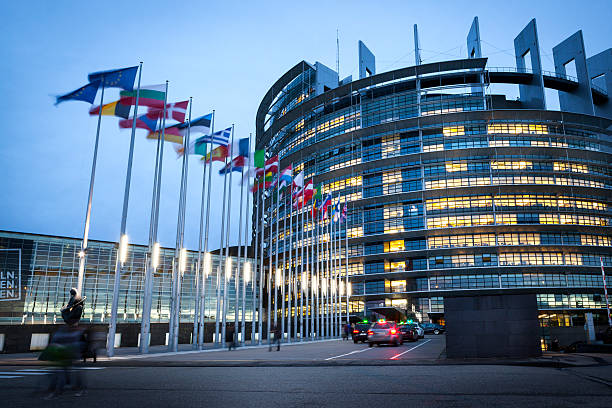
[336, 29, 340, 77]
[414, 24, 421, 65]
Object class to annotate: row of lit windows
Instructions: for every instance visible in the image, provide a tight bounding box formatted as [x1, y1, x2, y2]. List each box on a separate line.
[425, 176, 606, 190]
[428, 233, 611, 249]
[427, 213, 610, 228]
[426, 195, 608, 212]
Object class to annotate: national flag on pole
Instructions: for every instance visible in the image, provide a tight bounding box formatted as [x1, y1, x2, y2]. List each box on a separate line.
[219, 155, 246, 174]
[230, 137, 251, 158]
[332, 200, 342, 222]
[255, 156, 279, 178]
[254, 149, 265, 170]
[294, 180, 314, 208]
[202, 145, 228, 163]
[311, 186, 322, 216]
[147, 113, 213, 146]
[340, 203, 348, 222]
[88, 66, 138, 90]
[252, 171, 275, 191]
[146, 100, 188, 122]
[320, 192, 332, 218]
[120, 84, 166, 108]
[89, 100, 131, 118]
[276, 166, 293, 189]
[55, 80, 101, 105]
[118, 113, 159, 132]
[292, 171, 304, 196]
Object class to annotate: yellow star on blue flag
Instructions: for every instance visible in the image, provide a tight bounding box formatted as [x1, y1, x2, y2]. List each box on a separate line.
[55, 80, 101, 105]
[88, 66, 138, 90]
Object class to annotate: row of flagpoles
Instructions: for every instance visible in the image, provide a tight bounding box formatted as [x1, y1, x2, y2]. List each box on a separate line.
[56, 63, 352, 353]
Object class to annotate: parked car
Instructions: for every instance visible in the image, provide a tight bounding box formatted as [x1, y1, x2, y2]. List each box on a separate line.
[352, 323, 371, 343]
[421, 323, 445, 335]
[413, 323, 425, 339]
[367, 321, 403, 347]
[399, 324, 419, 342]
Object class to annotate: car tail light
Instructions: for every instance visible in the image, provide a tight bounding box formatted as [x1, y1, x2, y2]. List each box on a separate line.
[367, 330, 374, 335]
[353, 329, 359, 334]
[390, 329, 397, 335]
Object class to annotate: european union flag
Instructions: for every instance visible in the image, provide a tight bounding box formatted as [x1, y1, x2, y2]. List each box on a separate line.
[88, 66, 138, 90]
[55, 80, 101, 105]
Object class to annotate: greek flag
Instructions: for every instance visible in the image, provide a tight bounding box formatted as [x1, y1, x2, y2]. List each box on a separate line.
[207, 127, 232, 146]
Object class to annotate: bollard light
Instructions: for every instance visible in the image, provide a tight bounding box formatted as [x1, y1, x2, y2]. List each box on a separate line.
[119, 234, 129, 265]
[179, 248, 187, 274]
[151, 242, 160, 270]
[225, 257, 232, 281]
[244, 262, 251, 283]
[203, 252, 211, 278]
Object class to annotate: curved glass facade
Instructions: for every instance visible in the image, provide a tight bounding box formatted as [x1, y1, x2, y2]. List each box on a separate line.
[256, 57, 612, 329]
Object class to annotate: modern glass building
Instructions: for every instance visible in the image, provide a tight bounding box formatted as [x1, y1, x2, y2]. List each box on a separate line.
[0, 230, 254, 327]
[255, 18, 612, 335]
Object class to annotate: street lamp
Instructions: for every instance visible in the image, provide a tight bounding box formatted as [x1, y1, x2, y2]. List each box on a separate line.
[244, 262, 251, 283]
[179, 248, 187, 274]
[151, 242, 160, 270]
[225, 257, 232, 281]
[119, 234, 129, 265]
[203, 252, 211, 278]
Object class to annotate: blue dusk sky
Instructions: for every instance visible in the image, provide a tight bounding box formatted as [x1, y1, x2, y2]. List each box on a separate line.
[1, 0, 610, 251]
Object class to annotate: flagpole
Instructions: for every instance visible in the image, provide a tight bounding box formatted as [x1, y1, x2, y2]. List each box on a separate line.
[345, 201, 350, 325]
[139, 113, 164, 354]
[331, 200, 335, 338]
[338, 202, 342, 335]
[299, 185, 304, 342]
[251, 153, 259, 345]
[304, 194, 309, 341]
[199, 110, 215, 348]
[315, 206, 320, 340]
[267, 193, 273, 346]
[310, 184, 315, 340]
[326, 204, 331, 339]
[193, 116, 208, 350]
[274, 172, 280, 338]
[281, 179, 287, 342]
[287, 168, 293, 342]
[240, 136, 252, 346]
[215, 132, 229, 348]
[222, 125, 235, 348]
[258, 186, 265, 345]
[235, 133, 245, 344]
[307, 190, 312, 340]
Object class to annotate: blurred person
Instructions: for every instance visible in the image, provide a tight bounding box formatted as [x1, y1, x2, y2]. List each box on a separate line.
[268, 324, 281, 351]
[41, 325, 87, 399]
[61, 288, 85, 326]
[343, 323, 351, 340]
[226, 324, 236, 351]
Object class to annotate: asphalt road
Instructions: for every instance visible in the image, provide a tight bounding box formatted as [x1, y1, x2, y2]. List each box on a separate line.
[1, 336, 611, 407]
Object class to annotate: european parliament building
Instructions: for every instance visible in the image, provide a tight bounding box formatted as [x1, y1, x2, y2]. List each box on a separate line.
[256, 18, 612, 333]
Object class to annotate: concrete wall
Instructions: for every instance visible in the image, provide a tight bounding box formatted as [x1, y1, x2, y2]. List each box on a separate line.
[0, 322, 255, 353]
[445, 294, 541, 358]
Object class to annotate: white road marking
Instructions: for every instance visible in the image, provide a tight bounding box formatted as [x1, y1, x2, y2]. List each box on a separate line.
[325, 348, 372, 361]
[389, 339, 432, 360]
[0, 375, 21, 379]
[0, 371, 48, 375]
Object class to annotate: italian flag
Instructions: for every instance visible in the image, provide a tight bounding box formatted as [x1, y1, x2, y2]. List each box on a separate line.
[120, 84, 166, 108]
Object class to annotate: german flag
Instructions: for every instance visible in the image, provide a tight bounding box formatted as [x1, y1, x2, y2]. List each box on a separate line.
[89, 100, 131, 119]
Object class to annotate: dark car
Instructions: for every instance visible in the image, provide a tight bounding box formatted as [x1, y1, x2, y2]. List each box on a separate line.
[352, 324, 370, 343]
[421, 323, 445, 335]
[399, 324, 419, 342]
[367, 321, 403, 347]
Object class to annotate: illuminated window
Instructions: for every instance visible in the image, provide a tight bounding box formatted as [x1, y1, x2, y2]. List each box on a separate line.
[348, 227, 363, 238]
[390, 280, 406, 292]
[443, 126, 465, 137]
[386, 261, 406, 272]
[385, 240, 405, 252]
[445, 162, 468, 172]
[487, 123, 548, 134]
[491, 161, 532, 170]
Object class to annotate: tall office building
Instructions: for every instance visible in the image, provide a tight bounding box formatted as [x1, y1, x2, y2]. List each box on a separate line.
[255, 18, 612, 335]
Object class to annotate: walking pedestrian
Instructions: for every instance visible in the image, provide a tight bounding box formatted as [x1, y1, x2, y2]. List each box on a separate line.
[226, 324, 236, 351]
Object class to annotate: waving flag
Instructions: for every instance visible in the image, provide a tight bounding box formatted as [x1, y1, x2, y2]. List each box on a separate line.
[319, 192, 332, 218]
[229, 137, 251, 158]
[294, 180, 314, 208]
[219, 155, 246, 175]
[332, 200, 342, 222]
[55, 80, 100, 105]
[146, 113, 213, 146]
[119, 113, 158, 132]
[292, 171, 304, 196]
[146, 100, 189, 122]
[88, 66, 138, 90]
[255, 156, 279, 178]
[252, 171, 275, 192]
[276, 166, 293, 189]
[120, 84, 166, 108]
[340, 203, 348, 222]
[89, 100, 131, 118]
[202, 145, 228, 163]
[311, 186, 322, 216]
